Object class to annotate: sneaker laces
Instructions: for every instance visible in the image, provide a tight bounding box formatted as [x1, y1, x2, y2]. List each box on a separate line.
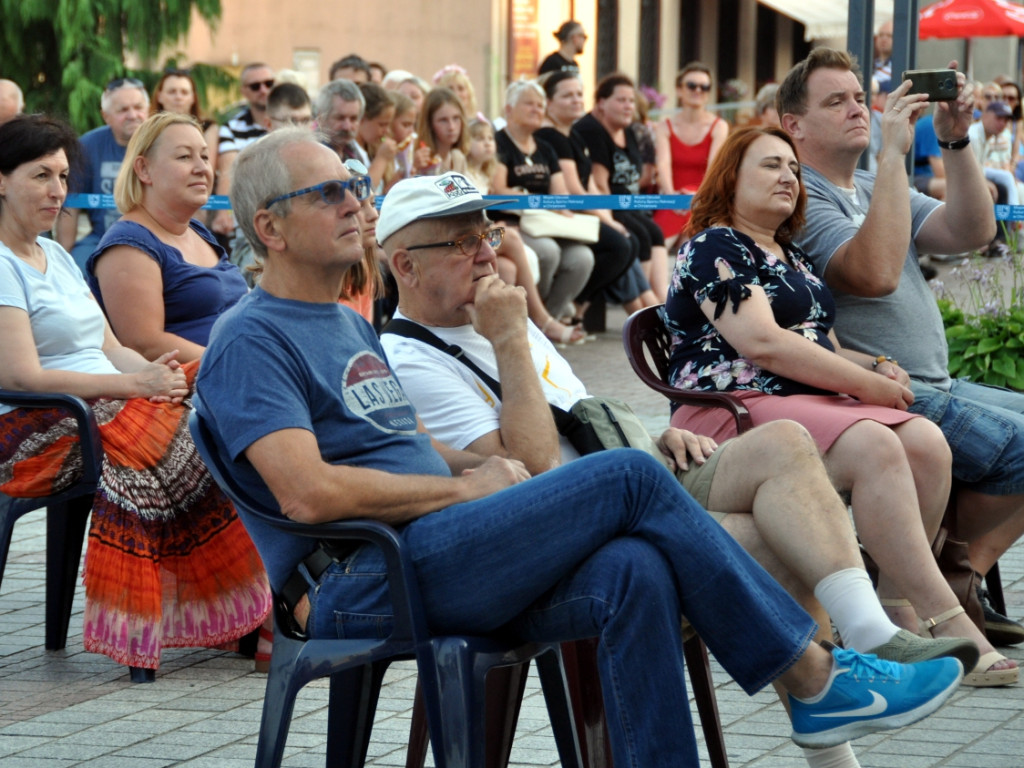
[831, 646, 902, 683]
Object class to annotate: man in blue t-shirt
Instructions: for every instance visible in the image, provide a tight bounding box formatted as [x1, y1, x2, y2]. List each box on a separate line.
[194, 129, 964, 765]
[55, 78, 148, 273]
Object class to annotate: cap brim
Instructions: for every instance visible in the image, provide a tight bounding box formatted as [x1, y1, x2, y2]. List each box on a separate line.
[418, 196, 517, 219]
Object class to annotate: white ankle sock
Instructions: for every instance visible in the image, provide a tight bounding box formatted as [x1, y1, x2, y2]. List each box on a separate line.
[802, 742, 861, 768]
[814, 568, 900, 651]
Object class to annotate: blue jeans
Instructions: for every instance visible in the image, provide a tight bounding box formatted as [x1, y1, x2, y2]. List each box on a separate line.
[304, 449, 816, 768]
[910, 378, 1024, 495]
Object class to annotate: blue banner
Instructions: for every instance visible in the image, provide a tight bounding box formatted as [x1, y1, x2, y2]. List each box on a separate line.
[63, 193, 1024, 220]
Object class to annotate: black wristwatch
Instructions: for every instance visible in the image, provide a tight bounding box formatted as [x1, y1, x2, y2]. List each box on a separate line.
[937, 136, 970, 151]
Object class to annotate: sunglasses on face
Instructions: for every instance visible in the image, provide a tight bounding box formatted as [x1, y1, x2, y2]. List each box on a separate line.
[684, 82, 712, 93]
[406, 227, 505, 257]
[245, 79, 275, 92]
[265, 176, 372, 209]
[106, 77, 145, 92]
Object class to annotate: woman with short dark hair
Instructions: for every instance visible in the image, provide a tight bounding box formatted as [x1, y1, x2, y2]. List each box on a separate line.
[0, 114, 270, 677]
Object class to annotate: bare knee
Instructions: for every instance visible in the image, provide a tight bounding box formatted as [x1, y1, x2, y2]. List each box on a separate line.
[895, 418, 952, 475]
[741, 420, 819, 467]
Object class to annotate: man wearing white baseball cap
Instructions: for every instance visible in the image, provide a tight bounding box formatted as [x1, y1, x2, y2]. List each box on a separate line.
[197, 146, 964, 767]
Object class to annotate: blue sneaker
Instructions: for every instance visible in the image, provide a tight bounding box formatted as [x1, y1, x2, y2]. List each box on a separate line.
[789, 645, 963, 748]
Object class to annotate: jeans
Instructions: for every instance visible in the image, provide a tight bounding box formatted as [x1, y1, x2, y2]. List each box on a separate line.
[910, 378, 1024, 495]
[305, 449, 816, 768]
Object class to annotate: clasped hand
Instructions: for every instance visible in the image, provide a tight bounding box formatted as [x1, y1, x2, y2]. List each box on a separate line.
[137, 350, 189, 404]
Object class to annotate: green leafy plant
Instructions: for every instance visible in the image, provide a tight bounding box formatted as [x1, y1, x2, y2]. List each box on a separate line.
[933, 247, 1024, 390]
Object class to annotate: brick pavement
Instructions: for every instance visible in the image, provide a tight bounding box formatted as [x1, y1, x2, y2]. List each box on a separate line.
[3, 293, 1024, 767]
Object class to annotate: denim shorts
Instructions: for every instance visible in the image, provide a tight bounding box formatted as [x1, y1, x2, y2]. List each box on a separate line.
[909, 378, 1024, 495]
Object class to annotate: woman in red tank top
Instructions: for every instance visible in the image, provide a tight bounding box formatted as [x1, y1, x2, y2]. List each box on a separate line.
[653, 62, 729, 249]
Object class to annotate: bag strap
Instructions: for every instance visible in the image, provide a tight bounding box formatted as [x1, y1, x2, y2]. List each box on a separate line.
[381, 317, 576, 432]
[381, 318, 504, 398]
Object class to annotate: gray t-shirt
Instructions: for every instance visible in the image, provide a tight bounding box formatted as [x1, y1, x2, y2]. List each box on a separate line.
[796, 165, 951, 389]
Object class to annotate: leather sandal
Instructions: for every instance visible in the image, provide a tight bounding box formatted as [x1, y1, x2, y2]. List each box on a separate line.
[926, 605, 1019, 687]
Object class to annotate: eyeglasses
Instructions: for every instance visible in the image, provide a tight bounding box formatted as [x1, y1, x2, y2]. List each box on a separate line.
[982, 93, 1000, 101]
[106, 77, 145, 92]
[245, 79, 276, 92]
[684, 82, 712, 93]
[406, 227, 505, 257]
[343, 158, 369, 176]
[265, 176, 372, 209]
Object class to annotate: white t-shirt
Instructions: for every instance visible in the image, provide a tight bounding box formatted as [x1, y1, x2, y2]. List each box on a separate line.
[380, 309, 589, 464]
[0, 238, 119, 414]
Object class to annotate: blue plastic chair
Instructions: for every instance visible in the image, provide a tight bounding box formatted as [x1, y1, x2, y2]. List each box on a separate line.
[0, 390, 100, 653]
[188, 409, 583, 768]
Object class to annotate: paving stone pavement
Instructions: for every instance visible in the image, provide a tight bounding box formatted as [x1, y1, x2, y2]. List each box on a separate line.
[3, 293, 1024, 767]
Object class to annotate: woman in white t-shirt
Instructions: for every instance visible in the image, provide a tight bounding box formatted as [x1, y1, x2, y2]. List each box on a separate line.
[0, 114, 270, 679]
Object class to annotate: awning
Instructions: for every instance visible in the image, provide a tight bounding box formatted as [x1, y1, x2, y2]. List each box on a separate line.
[758, 0, 895, 40]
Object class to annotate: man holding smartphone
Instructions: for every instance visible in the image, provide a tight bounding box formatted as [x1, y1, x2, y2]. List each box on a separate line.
[779, 47, 1024, 649]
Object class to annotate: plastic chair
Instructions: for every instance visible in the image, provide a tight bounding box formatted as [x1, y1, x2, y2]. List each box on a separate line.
[188, 409, 583, 768]
[622, 304, 751, 433]
[0, 390, 100, 652]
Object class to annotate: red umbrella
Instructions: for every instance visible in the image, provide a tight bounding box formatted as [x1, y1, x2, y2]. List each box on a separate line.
[919, 0, 1024, 77]
[920, 0, 1024, 38]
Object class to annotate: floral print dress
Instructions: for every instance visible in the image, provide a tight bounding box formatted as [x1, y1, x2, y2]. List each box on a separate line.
[662, 226, 838, 398]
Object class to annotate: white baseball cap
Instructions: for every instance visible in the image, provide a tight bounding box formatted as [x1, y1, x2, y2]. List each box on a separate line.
[376, 173, 512, 244]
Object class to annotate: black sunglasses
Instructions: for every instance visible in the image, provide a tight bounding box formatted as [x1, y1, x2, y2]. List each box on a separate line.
[265, 176, 372, 209]
[164, 67, 192, 77]
[106, 77, 145, 92]
[684, 82, 712, 93]
[406, 227, 505, 257]
[245, 79, 275, 92]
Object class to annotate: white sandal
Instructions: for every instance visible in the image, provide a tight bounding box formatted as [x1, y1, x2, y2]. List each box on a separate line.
[927, 605, 1018, 687]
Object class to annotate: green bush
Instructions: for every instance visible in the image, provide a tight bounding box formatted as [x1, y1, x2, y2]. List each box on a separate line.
[934, 249, 1024, 390]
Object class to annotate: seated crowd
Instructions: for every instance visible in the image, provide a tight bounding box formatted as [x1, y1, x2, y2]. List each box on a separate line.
[2, 30, 1024, 768]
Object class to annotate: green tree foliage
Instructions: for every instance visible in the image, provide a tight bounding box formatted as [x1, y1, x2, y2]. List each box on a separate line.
[0, 0, 223, 132]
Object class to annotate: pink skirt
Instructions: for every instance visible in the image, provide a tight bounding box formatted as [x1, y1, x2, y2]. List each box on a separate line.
[669, 390, 920, 453]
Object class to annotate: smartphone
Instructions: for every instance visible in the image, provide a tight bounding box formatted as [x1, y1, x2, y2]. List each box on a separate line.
[901, 69, 958, 102]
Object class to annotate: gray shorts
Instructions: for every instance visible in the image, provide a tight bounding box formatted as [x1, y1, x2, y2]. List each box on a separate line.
[674, 437, 737, 522]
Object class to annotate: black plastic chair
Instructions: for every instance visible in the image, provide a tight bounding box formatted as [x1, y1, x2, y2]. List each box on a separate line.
[0, 390, 100, 652]
[188, 409, 583, 768]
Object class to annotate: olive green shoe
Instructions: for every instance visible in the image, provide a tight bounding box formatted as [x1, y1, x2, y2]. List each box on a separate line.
[867, 629, 980, 672]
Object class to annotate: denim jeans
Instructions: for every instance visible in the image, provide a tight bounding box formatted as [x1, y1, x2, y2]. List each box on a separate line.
[305, 449, 816, 768]
[909, 378, 1024, 495]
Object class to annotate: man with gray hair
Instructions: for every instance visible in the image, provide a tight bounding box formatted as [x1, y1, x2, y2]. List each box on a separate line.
[193, 129, 964, 767]
[315, 79, 369, 165]
[0, 78, 24, 124]
[56, 76, 148, 272]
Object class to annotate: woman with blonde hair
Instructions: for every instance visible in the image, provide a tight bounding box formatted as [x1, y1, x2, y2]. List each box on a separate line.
[413, 87, 468, 175]
[87, 112, 247, 363]
[0, 114, 270, 677]
[433, 64, 479, 120]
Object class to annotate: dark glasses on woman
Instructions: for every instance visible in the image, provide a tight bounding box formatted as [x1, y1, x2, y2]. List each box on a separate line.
[684, 82, 712, 93]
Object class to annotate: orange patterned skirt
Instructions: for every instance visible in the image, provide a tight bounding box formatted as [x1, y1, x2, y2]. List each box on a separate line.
[0, 362, 271, 669]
